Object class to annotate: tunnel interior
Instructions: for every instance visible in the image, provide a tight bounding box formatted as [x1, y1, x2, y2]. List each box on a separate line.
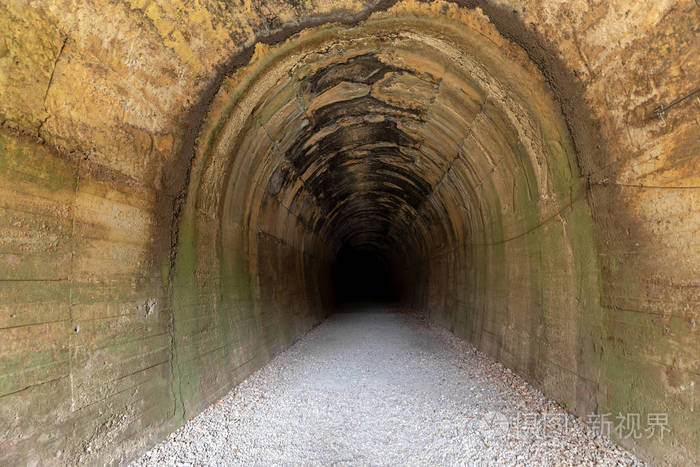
[130, 4, 699, 463]
[179, 3, 601, 426]
[330, 245, 401, 306]
[0, 0, 697, 465]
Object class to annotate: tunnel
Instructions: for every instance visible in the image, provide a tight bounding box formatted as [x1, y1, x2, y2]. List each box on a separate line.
[0, 0, 697, 465]
[331, 245, 400, 305]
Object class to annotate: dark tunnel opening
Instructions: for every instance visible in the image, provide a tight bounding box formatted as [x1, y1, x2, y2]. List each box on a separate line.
[330, 245, 402, 307]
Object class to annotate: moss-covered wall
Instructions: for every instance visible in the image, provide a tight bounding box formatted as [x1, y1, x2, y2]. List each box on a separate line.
[0, 131, 171, 464]
[0, 0, 696, 465]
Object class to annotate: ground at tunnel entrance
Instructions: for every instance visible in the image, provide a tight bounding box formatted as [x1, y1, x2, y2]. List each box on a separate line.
[133, 310, 643, 466]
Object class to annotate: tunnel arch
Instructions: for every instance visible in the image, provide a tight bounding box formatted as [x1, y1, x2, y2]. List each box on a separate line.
[171, 0, 599, 433]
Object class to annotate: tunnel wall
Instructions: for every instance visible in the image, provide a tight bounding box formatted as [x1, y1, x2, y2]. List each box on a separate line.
[168, 51, 331, 423]
[0, 0, 697, 465]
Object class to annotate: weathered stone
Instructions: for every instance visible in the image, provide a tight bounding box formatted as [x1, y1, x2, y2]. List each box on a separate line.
[0, 0, 696, 465]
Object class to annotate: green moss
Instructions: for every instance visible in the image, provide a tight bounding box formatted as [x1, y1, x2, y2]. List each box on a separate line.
[0, 131, 74, 193]
[169, 218, 200, 422]
[160, 255, 171, 288]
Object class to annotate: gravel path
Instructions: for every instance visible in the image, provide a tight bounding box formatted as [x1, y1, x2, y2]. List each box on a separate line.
[133, 308, 643, 466]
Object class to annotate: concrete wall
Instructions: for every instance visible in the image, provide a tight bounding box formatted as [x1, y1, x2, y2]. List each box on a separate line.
[0, 0, 697, 465]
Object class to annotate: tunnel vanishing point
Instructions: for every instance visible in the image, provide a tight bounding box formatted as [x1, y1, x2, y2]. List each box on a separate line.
[0, 0, 698, 464]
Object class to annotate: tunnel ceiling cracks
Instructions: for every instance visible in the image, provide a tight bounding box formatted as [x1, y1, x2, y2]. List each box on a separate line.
[189, 0, 581, 269]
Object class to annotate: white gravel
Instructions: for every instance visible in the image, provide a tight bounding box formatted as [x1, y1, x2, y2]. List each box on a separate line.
[132, 308, 644, 466]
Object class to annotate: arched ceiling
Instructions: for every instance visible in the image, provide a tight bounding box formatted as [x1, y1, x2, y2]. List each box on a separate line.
[191, 3, 580, 270]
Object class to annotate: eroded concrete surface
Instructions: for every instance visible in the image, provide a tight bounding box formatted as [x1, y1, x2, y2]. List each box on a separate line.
[0, 0, 697, 465]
